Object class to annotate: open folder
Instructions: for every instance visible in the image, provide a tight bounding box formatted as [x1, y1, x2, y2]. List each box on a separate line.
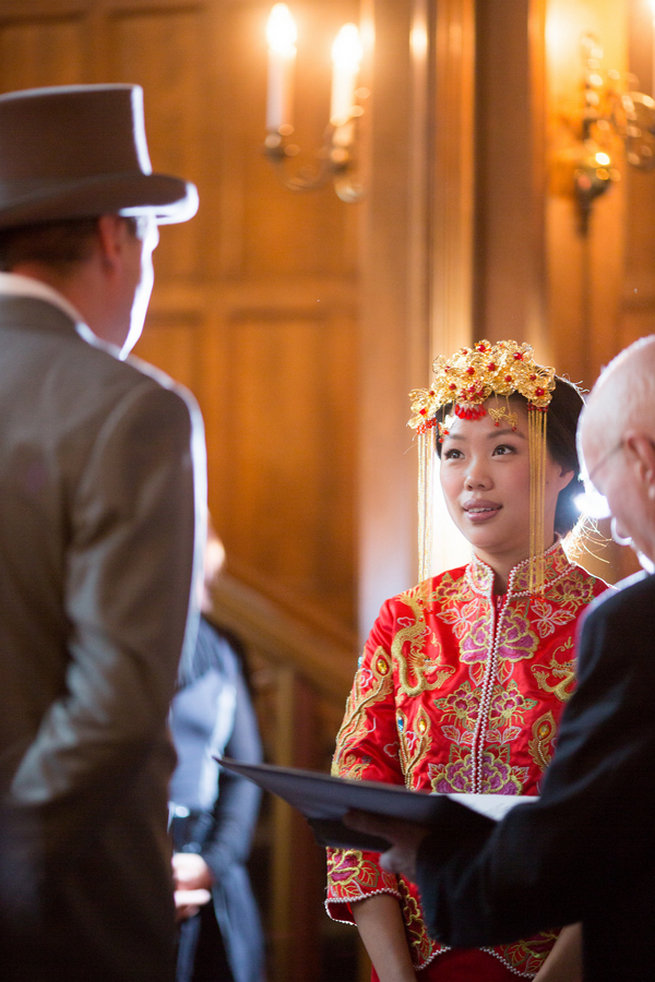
[216, 756, 536, 851]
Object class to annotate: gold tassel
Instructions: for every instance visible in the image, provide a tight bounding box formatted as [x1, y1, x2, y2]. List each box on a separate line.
[528, 410, 547, 593]
[417, 429, 434, 585]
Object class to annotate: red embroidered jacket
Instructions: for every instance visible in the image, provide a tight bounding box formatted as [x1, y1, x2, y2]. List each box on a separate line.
[326, 543, 607, 977]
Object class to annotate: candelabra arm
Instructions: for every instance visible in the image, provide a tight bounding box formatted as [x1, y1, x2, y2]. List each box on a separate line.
[263, 111, 364, 200]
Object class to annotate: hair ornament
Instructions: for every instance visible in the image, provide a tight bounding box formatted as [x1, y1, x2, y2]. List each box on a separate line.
[488, 406, 519, 429]
[408, 339, 556, 433]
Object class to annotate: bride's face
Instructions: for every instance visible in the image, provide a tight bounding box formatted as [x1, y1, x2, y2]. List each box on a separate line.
[439, 398, 572, 571]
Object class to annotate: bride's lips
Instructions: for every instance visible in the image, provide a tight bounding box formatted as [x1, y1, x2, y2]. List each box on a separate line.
[462, 501, 501, 523]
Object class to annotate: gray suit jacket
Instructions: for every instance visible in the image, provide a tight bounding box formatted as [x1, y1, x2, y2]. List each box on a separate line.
[0, 294, 206, 981]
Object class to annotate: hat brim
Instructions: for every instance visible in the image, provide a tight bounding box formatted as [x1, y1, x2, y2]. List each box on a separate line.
[0, 171, 198, 229]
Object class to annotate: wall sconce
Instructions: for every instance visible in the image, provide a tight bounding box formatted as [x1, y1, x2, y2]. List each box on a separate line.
[263, 3, 366, 203]
[553, 33, 655, 235]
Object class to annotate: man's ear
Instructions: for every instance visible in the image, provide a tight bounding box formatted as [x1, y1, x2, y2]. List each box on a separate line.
[624, 432, 655, 498]
[95, 214, 127, 270]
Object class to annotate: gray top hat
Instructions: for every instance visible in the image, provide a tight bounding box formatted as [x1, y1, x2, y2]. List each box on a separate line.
[0, 83, 198, 229]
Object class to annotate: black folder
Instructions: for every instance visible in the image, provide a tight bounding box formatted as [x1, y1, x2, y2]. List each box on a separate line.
[216, 756, 535, 851]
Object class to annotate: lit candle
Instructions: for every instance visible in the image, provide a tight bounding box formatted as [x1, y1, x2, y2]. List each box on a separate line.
[330, 23, 363, 147]
[266, 4, 297, 132]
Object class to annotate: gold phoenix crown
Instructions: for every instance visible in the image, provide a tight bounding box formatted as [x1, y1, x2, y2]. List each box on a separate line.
[408, 339, 556, 434]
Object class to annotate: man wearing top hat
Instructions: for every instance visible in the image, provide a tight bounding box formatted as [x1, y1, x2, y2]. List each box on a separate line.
[0, 84, 206, 980]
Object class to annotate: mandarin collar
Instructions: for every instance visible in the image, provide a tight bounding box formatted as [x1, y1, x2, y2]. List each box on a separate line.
[466, 540, 569, 598]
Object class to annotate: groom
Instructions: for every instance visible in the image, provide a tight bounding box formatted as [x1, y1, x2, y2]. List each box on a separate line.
[0, 85, 205, 981]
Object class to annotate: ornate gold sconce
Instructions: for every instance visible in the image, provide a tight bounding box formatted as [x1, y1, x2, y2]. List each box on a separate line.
[263, 3, 367, 202]
[553, 32, 655, 235]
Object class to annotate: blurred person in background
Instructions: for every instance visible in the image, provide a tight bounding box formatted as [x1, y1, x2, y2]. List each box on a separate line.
[170, 523, 267, 982]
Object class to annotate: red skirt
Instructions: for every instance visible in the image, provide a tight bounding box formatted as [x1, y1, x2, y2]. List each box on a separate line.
[372, 948, 523, 981]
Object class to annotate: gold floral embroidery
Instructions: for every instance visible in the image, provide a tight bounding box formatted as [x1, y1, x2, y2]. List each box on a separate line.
[397, 707, 432, 780]
[528, 710, 558, 771]
[427, 743, 527, 795]
[531, 597, 578, 637]
[332, 647, 393, 778]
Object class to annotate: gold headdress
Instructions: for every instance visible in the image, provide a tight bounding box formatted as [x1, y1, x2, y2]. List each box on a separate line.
[408, 339, 556, 591]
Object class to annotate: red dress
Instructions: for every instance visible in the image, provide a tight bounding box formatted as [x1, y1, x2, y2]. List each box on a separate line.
[326, 543, 607, 978]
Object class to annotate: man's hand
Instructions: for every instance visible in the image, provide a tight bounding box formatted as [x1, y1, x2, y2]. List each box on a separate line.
[172, 852, 213, 891]
[174, 888, 212, 922]
[172, 852, 213, 921]
[344, 810, 430, 880]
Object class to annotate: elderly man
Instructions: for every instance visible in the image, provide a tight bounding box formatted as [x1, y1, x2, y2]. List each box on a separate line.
[346, 334, 655, 982]
[0, 85, 205, 981]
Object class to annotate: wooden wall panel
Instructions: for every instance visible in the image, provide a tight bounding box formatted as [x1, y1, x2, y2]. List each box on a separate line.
[199, 0, 360, 632]
[0, 0, 361, 636]
[213, 0, 360, 278]
[474, 0, 548, 353]
[106, 7, 206, 283]
[545, 0, 628, 386]
[0, 15, 86, 86]
[621, 0, 655, 353]
[220, 311, 356, 626]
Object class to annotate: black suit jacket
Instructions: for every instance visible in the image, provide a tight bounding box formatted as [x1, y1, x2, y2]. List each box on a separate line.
[415, 570, 655, 982]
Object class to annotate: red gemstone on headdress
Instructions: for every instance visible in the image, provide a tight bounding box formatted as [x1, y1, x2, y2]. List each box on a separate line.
[535, 387, 545, 397]
[466, 366, 475, 375]
[455, 404, 486, 421]
[514, 352, 524, 360]
[487, 362, 496, 371]
[505, 375, 513, 382]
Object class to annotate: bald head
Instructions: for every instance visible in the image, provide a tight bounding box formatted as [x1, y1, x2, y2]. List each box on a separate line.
[579, 335, 655, 568]
[579, 335, 655, 469]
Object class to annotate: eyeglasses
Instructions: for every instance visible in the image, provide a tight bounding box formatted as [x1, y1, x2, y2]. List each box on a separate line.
[579, 440, 625, 520]
[585, 440, 624, 487]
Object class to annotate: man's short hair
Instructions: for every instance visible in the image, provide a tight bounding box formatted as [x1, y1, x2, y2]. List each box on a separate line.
[0, 216, 138, 273]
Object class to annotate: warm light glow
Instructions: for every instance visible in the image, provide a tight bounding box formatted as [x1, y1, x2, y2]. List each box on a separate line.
[266, 4, 297, 131]
[330, 23, 363, 134]
[410, 23, 429, 61]
[266, 3, 297, 55]
[331, 23, 363, 71]
[594, 151, 611, 166]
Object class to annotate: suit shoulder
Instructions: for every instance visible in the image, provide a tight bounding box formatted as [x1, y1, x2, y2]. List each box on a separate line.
[77, 340, 201, 424]
[584, 570, 655, 628]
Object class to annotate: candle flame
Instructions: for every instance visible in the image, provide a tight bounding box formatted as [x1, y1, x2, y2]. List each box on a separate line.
[332, 23, 363, 69]
[267, 4, 297, 55]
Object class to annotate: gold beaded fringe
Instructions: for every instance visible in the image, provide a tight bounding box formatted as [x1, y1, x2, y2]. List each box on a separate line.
[417, 429, 435, 585]
[417, 410, 549, 594]
[528, 408, 548, 594]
